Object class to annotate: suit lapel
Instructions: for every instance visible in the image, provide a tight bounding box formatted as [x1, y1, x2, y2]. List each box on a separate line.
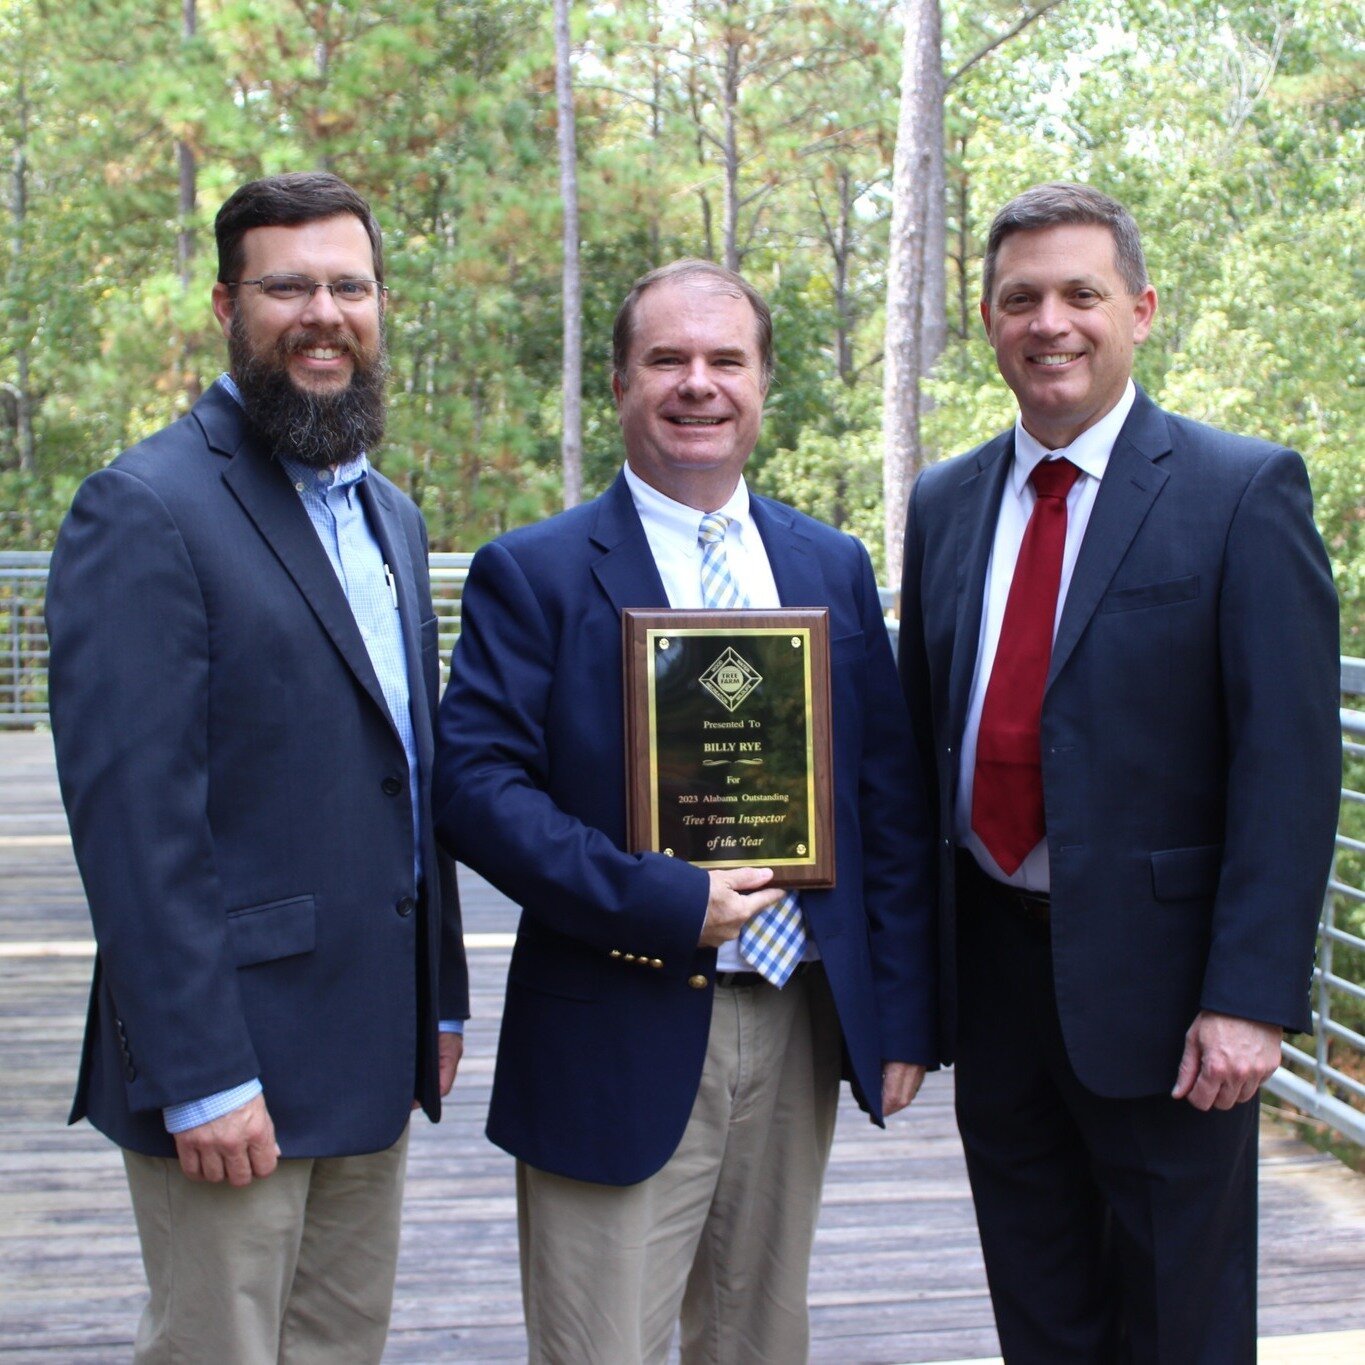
[749, 497, 826, 608]
[1046, 391, 1171, 688]
[589, 473, 671, 611]
[586, 472, 827, 612]
[949, 434, 1012, 742]
[210, 393, 395, 728]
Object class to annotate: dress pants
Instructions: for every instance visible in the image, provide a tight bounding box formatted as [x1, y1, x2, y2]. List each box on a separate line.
[121, 1124, 410, 1365]
[517, 963, 841, 1365]
[954, 868, 1258, 1365]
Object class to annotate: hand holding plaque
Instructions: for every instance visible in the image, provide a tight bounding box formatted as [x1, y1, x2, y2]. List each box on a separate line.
[623, 608, 834, 888]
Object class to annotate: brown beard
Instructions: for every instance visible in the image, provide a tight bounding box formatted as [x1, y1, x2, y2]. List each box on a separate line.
[229, 312, 389, 469]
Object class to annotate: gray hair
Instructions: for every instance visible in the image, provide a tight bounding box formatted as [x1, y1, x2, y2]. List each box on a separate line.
[981, 182, 1148, 303]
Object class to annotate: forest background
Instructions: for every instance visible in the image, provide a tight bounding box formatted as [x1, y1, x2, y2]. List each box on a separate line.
[1, 0, 1362, 644]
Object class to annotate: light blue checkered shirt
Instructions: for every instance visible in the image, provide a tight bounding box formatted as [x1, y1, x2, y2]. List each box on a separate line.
[163, 375, 457, 1137]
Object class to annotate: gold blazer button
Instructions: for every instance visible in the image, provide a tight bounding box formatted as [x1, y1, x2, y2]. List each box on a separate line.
[688, 974, 708, 990]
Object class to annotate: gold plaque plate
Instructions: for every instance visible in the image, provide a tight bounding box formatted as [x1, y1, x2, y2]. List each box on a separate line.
[623, 608, 834, 888]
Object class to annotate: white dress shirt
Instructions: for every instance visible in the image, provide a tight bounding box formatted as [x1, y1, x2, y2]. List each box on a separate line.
[622, 464, 815, 970]
[955, 381, 1137, 892]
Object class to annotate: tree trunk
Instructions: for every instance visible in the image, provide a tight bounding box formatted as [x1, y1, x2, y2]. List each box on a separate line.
[9, 71, 34, 472]
[720, 30, 740, 272]
[833, 167, 854, 386]
[685, 47, 715, 260]
[176, 0, 196, 288]
[553, 0, 583, 508]
[882, 1, 1065, 578]
[951, 130, 971, 339]
[177, 0, 200, 401]
[648, 1, 663, 263]
[881, 0, 943, 586]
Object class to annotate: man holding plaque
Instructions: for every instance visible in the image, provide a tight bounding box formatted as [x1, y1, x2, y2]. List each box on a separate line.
[897, 183, 1340, 1360]
[436, 260, 936, 1363]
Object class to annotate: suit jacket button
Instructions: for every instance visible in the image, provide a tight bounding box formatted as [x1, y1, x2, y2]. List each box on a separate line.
[610, 950, 622, 959]
[623, 953, 636, 963]
[124, 1064, 137, 1081]
[381, 775, 403, 796]
[395, 896, 415, 917]
[651, 959, 664, 969]
[688, 975, 708, 990]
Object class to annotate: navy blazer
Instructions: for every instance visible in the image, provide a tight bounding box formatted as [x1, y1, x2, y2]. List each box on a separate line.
[435, 472, 936, 1186]
[47, 383, 467, 1158]
[899, 387, 1341, 1095]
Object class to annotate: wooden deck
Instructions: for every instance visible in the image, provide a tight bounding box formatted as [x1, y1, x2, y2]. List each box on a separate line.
[3, 728, 1365, 1363]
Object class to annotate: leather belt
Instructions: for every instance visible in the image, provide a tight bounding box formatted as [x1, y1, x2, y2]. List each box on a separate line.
[956, 850, 1051, 927]
[714, 961, 817, 989]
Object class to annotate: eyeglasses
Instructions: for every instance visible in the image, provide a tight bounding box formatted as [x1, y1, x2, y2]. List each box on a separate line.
[227, 275, 388, 307]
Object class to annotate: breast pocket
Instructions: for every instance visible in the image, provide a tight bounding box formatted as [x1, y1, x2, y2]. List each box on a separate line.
[226, 895, 316, 967]
[1101, 575, 1200, 613]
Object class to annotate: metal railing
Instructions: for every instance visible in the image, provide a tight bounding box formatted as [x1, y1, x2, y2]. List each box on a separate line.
[0, 550, 476, 728]
[429, 552, 475, 672]
[0, 552, 50, 727]
[1266, 701, 1365, 1143]
[4, 550, 1365, 1146]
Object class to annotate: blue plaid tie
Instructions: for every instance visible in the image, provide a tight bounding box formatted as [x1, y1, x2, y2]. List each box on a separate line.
[697, 512, 807, 987]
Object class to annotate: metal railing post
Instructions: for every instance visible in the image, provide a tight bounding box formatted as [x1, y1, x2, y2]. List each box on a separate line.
[1317, 869, 1334, 1108]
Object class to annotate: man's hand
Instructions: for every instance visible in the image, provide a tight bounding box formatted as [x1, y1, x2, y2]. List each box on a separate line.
[1171, 1010, 1283, 1111]
[439, 1031, 463, 1097]
[173, 1093, 279, 1187]
[882, 1061, 926, 1118]
[699, 867, 783, 947]
[414, 1032, 466, 1110]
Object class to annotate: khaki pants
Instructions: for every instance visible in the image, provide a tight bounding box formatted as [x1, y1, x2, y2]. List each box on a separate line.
[519, 966, 841, 1365]
[122, 1124, 409, 1365]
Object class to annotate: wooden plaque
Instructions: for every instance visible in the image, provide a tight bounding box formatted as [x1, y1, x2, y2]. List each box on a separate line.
[623, 608, 834, 888]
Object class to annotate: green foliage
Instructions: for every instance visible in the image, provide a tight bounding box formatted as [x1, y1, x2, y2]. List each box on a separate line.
[927, 0, 1365, 641]
[759, 381, 887, 574]
[0, 0, 1360, 649]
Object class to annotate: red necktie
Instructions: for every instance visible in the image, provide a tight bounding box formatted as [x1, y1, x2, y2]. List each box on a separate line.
[971, 457, 1081, 874]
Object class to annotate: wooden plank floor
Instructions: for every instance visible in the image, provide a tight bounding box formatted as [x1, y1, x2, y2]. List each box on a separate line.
[3, 729, 1365, 1362]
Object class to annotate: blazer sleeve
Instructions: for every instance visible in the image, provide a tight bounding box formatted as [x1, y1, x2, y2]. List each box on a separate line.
[1202, 447, 1341, 1030]
[850, 537, 937, 1065]
[433, 539, 710, 974]
[46, 467, 260, 1112]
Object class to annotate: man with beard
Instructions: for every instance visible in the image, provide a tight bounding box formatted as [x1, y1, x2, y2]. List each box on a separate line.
[45, 172, 467, 1364]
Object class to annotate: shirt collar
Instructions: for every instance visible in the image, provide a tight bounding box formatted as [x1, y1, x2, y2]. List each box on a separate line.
[215, 372, 369, 492]
[623, 463, 751, 554]
[1010, 379, 1136, 495]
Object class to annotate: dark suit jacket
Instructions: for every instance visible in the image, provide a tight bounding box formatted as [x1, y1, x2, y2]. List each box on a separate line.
[899, 386, 1341, 1096]
[434, 472, 936, 1186]
[46, 382, 467, 1158]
